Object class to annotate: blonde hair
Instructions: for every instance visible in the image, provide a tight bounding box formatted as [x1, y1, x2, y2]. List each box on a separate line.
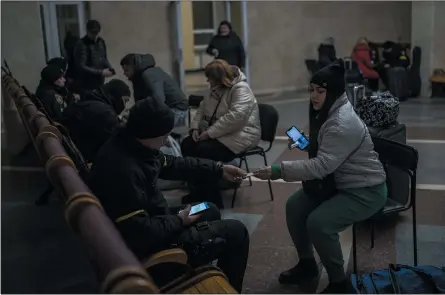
[357, 37, 368, 45]
[204, 59, 239, 88]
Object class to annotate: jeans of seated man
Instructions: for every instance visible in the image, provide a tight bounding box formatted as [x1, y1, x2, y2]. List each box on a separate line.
[175, 202, 250, 293]
[180, 136, 237, 208]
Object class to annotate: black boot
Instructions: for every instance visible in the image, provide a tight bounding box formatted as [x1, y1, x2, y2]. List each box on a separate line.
[278, 258, 319, 285]
[319, 279, 352, 294]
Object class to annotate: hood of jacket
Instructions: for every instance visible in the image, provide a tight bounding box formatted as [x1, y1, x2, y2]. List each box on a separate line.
[84, 88, 125, 114]
[232, 68, 247, 85]
[133, 54, 156, 73]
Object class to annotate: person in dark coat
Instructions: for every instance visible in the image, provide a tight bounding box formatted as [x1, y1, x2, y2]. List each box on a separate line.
[61, 79, 131, 162]
[35, 64, 74, 122]
[88, 98, 250, 292]
[206, 21, 246, 70]
[318, 37, 337, 69]
[120, 53, 189, 128]
[73, 20, 115, 90]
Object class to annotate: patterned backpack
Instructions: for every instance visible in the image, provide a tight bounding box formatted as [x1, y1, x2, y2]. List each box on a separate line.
[357, 91, 400, 127]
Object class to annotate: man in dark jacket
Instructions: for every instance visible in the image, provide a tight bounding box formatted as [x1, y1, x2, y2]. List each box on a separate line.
[73, 20, 114, 90]
[120, 53, 189, 128]
[88, 99, 249, 292]
[36, 64, 75, 122]
[61, 79, 130, 162]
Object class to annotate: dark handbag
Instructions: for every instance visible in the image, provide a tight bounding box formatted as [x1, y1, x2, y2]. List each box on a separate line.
[351, 264, 445, 294]
[302, 126, 367, 200]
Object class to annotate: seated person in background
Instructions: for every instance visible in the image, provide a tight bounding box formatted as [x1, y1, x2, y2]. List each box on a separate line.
[181, 59, 261, 207]
[88, 99, 250, 292]
[351, 37, 380, 91]
[36, 64, 75, 122]
[120, 53, 189, 129]
[61, 79, 130, 162]
[47, 57, 82, 99]
[318, 37, 337, 69]
[182, 59, 261, 162]
[254, 60, 387, 294]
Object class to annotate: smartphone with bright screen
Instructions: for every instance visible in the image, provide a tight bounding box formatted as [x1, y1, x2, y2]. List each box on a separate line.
[189, 202, 210, 216]
[286, 126, 309, 150]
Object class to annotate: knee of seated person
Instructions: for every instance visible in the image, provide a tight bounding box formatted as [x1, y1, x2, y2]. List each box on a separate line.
[306, 212, 328, 236]
[221, 219, 249, 241]
[285, 189, 305, 213]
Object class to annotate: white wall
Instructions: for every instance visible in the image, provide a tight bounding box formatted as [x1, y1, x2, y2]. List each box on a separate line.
[1, 1, 46, 154]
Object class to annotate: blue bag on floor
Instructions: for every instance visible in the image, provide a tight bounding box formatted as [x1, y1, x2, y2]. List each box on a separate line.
[351, 264, 445, 294]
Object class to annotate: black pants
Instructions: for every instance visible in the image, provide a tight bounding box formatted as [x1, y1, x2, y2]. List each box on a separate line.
[172, 203, 249, 292]
[374, 64, 389, 89]
[181, 136, 235, 162]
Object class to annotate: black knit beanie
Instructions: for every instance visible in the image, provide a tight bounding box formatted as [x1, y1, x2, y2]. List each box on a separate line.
[310, 59, 346, 98]
[41, 65, 64, 84]
[126, 99, 175, 139]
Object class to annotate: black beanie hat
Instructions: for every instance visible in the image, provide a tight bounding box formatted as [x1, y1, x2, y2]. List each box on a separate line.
[126, 99, 175, 139]
[41, 65, 64, 84]
[101, 79, 131, 114]
[310, 59, 346, 98]
[47, 57, 67, 72]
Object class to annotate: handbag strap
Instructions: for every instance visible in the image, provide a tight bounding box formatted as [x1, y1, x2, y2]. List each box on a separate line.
[208, 85, 236, 124]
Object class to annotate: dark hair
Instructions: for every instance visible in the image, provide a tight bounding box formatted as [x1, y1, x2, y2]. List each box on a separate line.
[120, 54, 136, 66]
[218, 20, 233, 35]
[86, 20, 101, 33]
[47, 57, 67, 71]
[205, 59, 239, 88]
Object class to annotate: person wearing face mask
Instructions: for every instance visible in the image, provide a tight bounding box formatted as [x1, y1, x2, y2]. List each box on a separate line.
[206, 21, 246, 70]
[61, 79, 131, 163]
[73, 20, 115, 91]
[88, 98, 250, 292]
[36, 64, 74, 122]
[254, 60, 387, 294]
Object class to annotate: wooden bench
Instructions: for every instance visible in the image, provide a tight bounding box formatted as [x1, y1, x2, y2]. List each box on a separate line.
[2, 72, 237, 294]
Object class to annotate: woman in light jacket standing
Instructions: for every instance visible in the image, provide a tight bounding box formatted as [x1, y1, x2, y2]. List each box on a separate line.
[181, 59, 261, 162]
[254, 60, 387, 294]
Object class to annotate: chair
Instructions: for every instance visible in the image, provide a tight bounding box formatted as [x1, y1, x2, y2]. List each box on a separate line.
[231, 104, 279, 208]
[352, 137, 419, 274]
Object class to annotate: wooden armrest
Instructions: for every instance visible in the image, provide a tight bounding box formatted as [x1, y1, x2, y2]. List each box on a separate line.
[143, 248, 188, 269]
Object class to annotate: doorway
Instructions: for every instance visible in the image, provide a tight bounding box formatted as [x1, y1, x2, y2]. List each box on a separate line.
[172, 1, 249, 97]
[39, 1, 87, 61]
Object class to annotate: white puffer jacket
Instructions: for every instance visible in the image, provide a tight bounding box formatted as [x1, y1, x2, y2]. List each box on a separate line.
[190, 70, 261, 154]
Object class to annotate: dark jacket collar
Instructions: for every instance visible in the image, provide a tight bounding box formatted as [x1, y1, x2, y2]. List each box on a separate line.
[117, 129, 160, 161]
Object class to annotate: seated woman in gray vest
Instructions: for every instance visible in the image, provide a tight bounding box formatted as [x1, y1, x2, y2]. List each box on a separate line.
[254, 60, 387, 294]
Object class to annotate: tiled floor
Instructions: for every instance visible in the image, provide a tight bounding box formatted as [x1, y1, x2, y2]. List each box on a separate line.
[1, 95, 445, 293]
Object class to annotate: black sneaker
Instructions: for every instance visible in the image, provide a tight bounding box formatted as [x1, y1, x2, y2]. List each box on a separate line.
[278, 258, 319, 285]
[319, 280, 352, 294]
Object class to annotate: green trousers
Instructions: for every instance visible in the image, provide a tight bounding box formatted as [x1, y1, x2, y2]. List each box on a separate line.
[286, 183, 387, 282]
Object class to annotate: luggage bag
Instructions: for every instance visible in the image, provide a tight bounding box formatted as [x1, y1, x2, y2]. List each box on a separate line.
[387, 67, 409, 101]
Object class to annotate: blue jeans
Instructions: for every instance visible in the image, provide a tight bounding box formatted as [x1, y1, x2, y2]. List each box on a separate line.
[171, 108, 188, 128]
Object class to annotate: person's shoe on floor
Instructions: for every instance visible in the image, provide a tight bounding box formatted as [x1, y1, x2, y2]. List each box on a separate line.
[278, 258, 319, 285]
[319, 279, 353, 294]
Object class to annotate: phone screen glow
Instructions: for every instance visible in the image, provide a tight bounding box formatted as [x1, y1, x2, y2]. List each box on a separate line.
[189, 202, 210, 216]
[286, 127, 309, 150]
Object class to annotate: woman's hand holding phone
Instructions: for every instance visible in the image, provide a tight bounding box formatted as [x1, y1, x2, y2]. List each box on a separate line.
[177, 205, 201, 226]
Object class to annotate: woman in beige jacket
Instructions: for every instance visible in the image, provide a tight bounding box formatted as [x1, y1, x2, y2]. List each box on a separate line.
[181, 59, 261, 162]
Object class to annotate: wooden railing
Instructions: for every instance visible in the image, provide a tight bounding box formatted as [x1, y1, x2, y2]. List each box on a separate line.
[1, 74, 158, 294]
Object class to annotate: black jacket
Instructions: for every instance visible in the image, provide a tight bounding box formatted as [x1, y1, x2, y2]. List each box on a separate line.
[61, 88, 125, 162]
[131, 54, 188, 111]
[73, 36, 112, 90]
[88, 130, 223, 258]
[318, 44, 337, 68]
[206, 33, 246, 68]
[35, 81, 72, 122]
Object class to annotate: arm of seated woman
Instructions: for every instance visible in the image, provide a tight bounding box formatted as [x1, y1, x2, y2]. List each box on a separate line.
[280, 125, 361, 182]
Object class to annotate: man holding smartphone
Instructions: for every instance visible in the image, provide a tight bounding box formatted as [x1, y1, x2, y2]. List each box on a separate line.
[88, 99, 249, 292]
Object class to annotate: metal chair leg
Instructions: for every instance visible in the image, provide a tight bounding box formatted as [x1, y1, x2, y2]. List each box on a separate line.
[370, 220, 375, 249]
[243, 157, 253, 187]
[412, 202, 418, 266]
[353, 223, 358, 274]
[231, 157, 244, 208]
[262, 153, 274, 201]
